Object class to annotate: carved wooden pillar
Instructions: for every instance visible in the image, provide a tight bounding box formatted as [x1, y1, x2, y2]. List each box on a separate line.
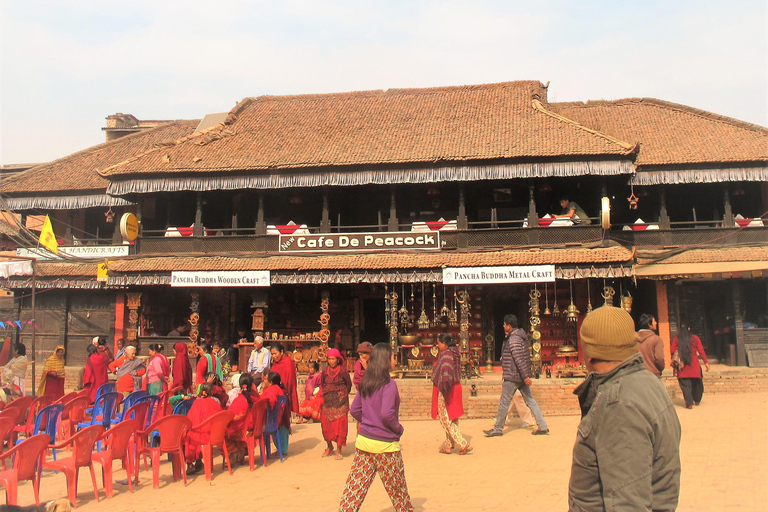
[723, 184, 734, 227]
[458, 186, 468, 249]
[126, 293, 142, 345]
[193, 193, 203, 251]
[388, 187, 398, 232]
[457, 290, 470, 377]
[527, 183, 540, 245]
[256, 193, 266, 251]
[321, 188, 331, 233]
[64, 211, 74, 245]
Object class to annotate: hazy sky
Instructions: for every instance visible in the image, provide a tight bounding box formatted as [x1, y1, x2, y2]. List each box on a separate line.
[1, 0, 766, 165]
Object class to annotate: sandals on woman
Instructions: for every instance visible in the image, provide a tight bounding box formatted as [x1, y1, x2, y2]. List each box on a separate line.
[458, 445, 473, 456]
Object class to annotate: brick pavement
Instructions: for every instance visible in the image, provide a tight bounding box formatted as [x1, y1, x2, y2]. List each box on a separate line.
[7, 391, 767, 511]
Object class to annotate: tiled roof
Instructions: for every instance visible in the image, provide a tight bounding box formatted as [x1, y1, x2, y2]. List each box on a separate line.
[100, 81, 636, 178]
[33, 262, 99, 277]
[637, 246, 768, 265]
[549, 99, 767, 167]
[107, 245, 633, 273]
[1, 120, 198, 195]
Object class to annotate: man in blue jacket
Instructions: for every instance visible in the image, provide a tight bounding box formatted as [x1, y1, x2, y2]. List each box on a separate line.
[484, 314, 550, 437]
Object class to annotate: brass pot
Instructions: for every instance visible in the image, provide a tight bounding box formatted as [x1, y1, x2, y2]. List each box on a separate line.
[398, 334, 421, 345]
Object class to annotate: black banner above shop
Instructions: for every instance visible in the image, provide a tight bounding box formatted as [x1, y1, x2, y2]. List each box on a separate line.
[278, 232, 442, 253]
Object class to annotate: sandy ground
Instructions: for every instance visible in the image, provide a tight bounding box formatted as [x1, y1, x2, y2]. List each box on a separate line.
[6, 391, 767, 512]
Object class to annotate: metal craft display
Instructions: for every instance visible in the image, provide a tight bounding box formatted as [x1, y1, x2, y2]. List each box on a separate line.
[456, 289, 470, 377]
[543, 283, 551, 316]
[528, 287, 543, 375]
[418, 283, 430, 329]
[448, 288, 458, 326]
[566, 281, 580, 322]
[552, 282, 560, 317]
[389, 291, 399, 355]
[431, 284, 440, 327]
[586, 279, 593, 313]
[602, 285, 616, 307]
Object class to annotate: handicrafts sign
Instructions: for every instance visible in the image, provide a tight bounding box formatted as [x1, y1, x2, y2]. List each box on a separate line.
[278, 232, 441, 253]
[443, 265, 556, 285]
[171, 270, 270, 287]
[17, 246, 130, 260]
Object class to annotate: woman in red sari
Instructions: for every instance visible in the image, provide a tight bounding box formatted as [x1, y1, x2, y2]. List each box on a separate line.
[671, 323, 710, 409]
[172, 341, 193, 393]
[226, 373, 260, 464]
[431, 333, 471, 455]
[269, 342, 298, 418]
[321, 348, 352, 459]
[83, 344, 109, 403]
[261, 371, 289, 456]
[185, 382, 223, 474]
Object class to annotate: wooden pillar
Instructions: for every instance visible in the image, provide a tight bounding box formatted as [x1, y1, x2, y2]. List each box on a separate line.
[125, 293, 142, 346]
[387, 187, 398, 232]
[193, 193, 203, 237]
[655, 281, 672, 368]
[135, 199, 143, 252]
[458, 186, 468, 249]
[111, 208, 121, 245]
[64, 210, 74, 245]
[527, 183, 540, 245]
[732, 281, 746, 365]
[165, 194, 172, 228]
[321, 187, 331, 233]
[231, 194, 239, 232]
[659, 187, 671, 229]
[255, 193, 265, 251]
[723, 184, 734, 227]
[114, 292, 126, 353]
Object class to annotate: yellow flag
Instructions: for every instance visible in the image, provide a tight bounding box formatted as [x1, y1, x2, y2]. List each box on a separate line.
[39, 215, 58, 254]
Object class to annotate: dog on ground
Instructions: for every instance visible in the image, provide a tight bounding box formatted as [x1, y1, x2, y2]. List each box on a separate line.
[0, 498, 73, 512]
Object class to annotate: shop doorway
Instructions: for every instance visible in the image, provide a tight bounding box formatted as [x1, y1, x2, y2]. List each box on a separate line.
[362, 299, 390, 346]
[492, 296, 522, 360]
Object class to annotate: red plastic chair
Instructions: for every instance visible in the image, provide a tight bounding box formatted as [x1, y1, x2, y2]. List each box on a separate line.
[154, 387, 180, 421]
[0, 406, 20, 423]
[135, 415, 191, 489]
[43, 424, 105, 507]
[93, 419, 138, 498]
[54, 391, 78, 405]
[12, 395, 52, 444]
[244, 399, 268, 471]
[6, 396, 33, 414]
[0, 417, 16, 471]
[59, 396, 90, 445]
[189, 410, 234, 481]
[0, 433, 50, 506]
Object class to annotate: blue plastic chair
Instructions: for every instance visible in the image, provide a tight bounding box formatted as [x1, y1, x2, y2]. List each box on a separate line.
[172, 398, 195, 415]
[85, 383, 116, 416]
[78, 392, 121, 431]
[135, 396, 161, 430]
[16, 403, 64, 461]
[263, 395, 287, 463]
[112, 390, 148, 424]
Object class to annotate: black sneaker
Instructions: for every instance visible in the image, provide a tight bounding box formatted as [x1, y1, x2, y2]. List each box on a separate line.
[483, 428, 503, 437]
[532, 429, 550, 435]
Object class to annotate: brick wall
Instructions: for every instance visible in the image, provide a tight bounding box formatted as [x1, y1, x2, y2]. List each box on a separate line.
[392, 368, 768, 420]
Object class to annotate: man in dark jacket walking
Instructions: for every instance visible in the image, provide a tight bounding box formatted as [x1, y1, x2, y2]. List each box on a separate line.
[483, 314, 549, 437]
[570, 306, 681, 512]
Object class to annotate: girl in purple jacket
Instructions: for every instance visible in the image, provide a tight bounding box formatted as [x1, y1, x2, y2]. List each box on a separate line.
[339, 343, 413, 512]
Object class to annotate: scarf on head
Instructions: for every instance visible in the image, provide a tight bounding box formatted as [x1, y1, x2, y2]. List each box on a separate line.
[172, 342, 192, 389]
[37, 345, 66, 396]
[205, 353, 223, 382]
[117, 355, 146, 390]
[432, 345, 461, 397]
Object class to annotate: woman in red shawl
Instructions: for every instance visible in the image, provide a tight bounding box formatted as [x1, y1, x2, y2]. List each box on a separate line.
[172, 341, 192, 393]
[671, 323, 710, 409]
[83, 344, 109, 403]
[320, 348, 352, 459]
[269, 342, 298, 417]
[185, 382, 223, 474]
[431, 333, 471, 455]
[226, 373, 260, 464]
[261, 371, 289, 456]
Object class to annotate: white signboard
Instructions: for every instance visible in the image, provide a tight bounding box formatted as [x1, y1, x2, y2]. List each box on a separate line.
[443, 265, 556, 285]
[171, 270, 270, 287]
[16, 245, 130, 260]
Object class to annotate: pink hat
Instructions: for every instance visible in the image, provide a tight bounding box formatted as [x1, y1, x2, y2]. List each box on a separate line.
[327, 348, 343, 359]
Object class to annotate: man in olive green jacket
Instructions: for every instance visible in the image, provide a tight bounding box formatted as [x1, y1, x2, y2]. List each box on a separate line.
[569, 306, 681, 512]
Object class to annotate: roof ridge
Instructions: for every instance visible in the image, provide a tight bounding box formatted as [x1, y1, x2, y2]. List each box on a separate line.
[551, 98, 768, 134]
[238, 81, 546, 105]
[532, 100, 638, 153]
[97, 120, 214, 177]
[2, 120, 199, 188]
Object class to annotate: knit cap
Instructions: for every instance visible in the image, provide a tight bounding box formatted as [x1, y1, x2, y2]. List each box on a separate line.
[580, 306, 638, 361]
